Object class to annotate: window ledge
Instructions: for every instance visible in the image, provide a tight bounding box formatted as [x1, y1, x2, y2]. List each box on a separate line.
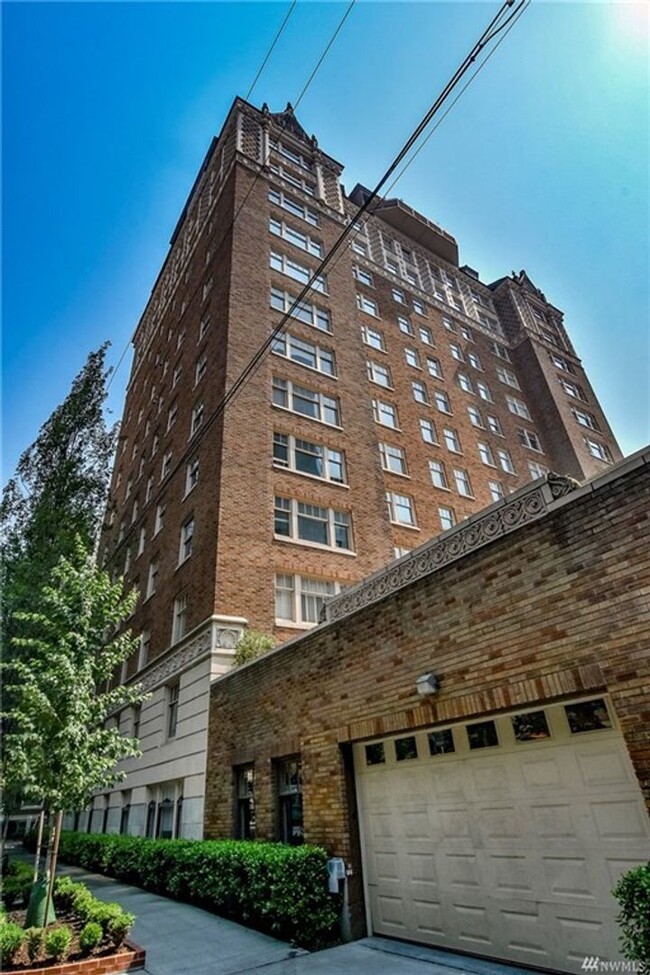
[389, 521, 421, 532]
[273, 535, 357, 557]
[271, 350, 338, 380]
[272, 463, 350, 489]
[271, 403, 343, 430]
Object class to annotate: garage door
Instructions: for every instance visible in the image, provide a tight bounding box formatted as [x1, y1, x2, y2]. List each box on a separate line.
[354, 697, 650, 974]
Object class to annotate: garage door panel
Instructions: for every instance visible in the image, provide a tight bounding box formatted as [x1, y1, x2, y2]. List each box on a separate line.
[590, 798, 650, 841]
[488, 852, 535, 896]
[575, 742, 640, 789]
[542, 854, 597, 901]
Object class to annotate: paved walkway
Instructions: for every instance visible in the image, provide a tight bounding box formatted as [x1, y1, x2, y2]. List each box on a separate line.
[10, 846, 541, 975]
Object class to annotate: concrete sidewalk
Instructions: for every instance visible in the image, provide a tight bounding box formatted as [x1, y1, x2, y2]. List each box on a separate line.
[10, 847, 540, 975]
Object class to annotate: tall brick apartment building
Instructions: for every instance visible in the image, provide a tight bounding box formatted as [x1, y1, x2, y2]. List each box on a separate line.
[78, 96, 622, 841]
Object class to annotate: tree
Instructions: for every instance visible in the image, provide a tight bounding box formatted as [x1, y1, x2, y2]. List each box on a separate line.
[1, 538, 146, 919]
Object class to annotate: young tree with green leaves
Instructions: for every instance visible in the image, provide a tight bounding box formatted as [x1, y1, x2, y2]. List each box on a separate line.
[1, 539, 146, 921]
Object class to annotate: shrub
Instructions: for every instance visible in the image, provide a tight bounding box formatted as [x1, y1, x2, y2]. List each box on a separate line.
[233, 629, 276, 666]
[24, 927, 43, 962]
[44, 924, 73, 962]
[1, 859, 33, 909]
[0, 922, 25, 966]
[106, 910, 135, 947]
[613, 862, 650, 972]
[53, 830, 339, 948]
[79, 921, 103, 955]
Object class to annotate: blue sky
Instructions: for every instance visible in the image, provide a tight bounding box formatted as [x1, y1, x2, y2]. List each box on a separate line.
[3, 1, 648, 476]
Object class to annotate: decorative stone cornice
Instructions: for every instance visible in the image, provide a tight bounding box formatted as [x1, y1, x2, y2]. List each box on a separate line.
[323, 474, 578, 625]
[135, 615, 247, 692]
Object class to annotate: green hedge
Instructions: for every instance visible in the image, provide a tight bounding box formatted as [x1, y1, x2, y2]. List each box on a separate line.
[26, 831, 339, 949]
[613, 862, 650, 973]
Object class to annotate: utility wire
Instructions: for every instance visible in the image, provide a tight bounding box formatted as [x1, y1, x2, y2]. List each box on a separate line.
[293, 1, 357, 110]
[246, 1, 297, 102]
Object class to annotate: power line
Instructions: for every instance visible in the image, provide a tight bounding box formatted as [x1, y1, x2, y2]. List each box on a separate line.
[293, 1, 357, 111]
[246, 1, 297, 102]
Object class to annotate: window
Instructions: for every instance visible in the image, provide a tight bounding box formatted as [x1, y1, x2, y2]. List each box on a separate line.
[419, 326, 434, 346]
[497, 448, 516, 474]
[443, 427, 461, 453]
[478, 442, 495, 466]
[275, 573, 339, 625]
[478, 312, 499, 332]
[560, 378, 587, 401]
[413, 298, 426, 316]
[585, 438, 612, 462]
[438, 506, 455, 531]
[496, 366, 520, 389]
[199, 314, 211, 341]
[179, 517, 194, 563]
[269, 137, 313, 171]
[351, 239, 367, 257]
[386, 491, 416, 526]
[146, 559, 158, 599]
[450, 342, 464, 362]
[468, 405, 484, 428]
[572, 407, 599, 431]
[442, 316, 456, 332]
[167, 682, 180, 738]
[391, 288, 405, 304]
[270, 287, 331, 332]
[154, 503, 165, 535]
[273, 377, 340, 426]
[270, 251, 327, 293]
[453, 468, 473, 497]
[124, 547, 132, 574]
[272, 332, 336, 375]
[385, 256, 398, 274]
[461, 325, 473, 342]
[274, 497, 352, 551]
[125, 477, 132, 500]
[137, 526, 146, 556]
[393, 547, 411, 560]
[487, 414, 503, 436]
[356, 294, 378, 317]
[367, 360, 392, 388]
[195, 354, 207, 385]
[269, 218, 322, 258]
[379, 443, 408, 475]
[506, 395, 531, 419]
[434, 390, 452, 414]
[131, 499, 139, 525]
[426, 357, 443, 379]
[277, 758, 303, 845]
[353, 266, 374, 287]
[151, 434, 159, 457]
[420, 418, 437, 444]
[490, 340, 510, 360]
[528, 460, 549, 480]
[488, 480, 505, 502]
[273, 433, 346, 484]
[361, 326, 385, 351]
[202, 277, 213, 301]
[190, 403, 204, 436]
[268, 187, 318, 226]
[372, 399, 399, 429]
[429, 459, 449, 489]
[517, 428, 543, 452]
[468, 351, 482, 371]
[166, 403, 177, 432]
[172, 595, 188, 643]
[405, 348, 421, 369]
[397, 315, 413, 335]
[550, 351, 573, 373]
[138, 629, 151, 670]
[118, 519, 126, 544]
[457, 372, 473, 394]
[412, 380, 428, 404]
[476, 381, 493, 402]
[235, 766, 256, 840]
[145, 476, 154, 503]
[185, 457, 199, 495]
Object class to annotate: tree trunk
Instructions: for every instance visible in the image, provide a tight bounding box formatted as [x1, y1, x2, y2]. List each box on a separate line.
[33, 809, 45, 883]
[45, 810, 63, 919]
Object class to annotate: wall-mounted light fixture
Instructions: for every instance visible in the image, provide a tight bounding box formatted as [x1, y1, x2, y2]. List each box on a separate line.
[416, 673, 439, 696]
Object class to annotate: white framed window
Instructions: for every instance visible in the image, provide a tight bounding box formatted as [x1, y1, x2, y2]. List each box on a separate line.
[391, 288, 406, 304]
[393, 546, 412, 559]
[506, 395, 531, 419]
[397, 315, 413, 335]
[517, 428, 543, 452]
[166, 681, 180, 738]
[427, 357, 443, 379]
[413, 298, 426, 316]
[379, 443, 408, 476]
[572, 407, 599, 431]
[420, 418, 437, 444]
[468, 351, 482, 371]
[185, 457, 199, 495]
[146, 559, 159, 599]
[457, 372, 473, 394]
[137, 525, 146, 557]
[385, 256, 399, 275]
[273, 377, 340, 427]
[202, 277, 213, 301]
[195, 354, 207, 386]
[477, 381, 493, 402]
[172, 364, 181, 388]
[488, 480, 505, 502]
[351, 239, 367, 257]
[560, 378, 587, 401]
[151, 434, 159, 457]
[270, 217, 322, 258]
[438, 506, 455, 531]
[372, 399, 399, 429]
[468, 405, 484, 428]
[461, 325, 473, 342]
[272, 332, 336, 376]
[161, 451, 172, 480]
[271, 287, 331, 332]
[585, 438, 612, 462]
[268, 187, 319, 226]
[386, 491, 416, 526]
[490, 340, 510, 361]
[138, 457, 146, 480]
[179, 517, 194, 563]
[429, 460, 449, 490]
[412, 380, 428, 404]
[405, 348, 421, 369]
[172, 596, 188, 643]
[357, 294, 379, 317]
[270, 251, 327, 293]
[528, 460, 549, 480]
[274, 497, 352, 551]
[442, 316, 456, 332]
[478, 312, 499, 333]
[199, 314, 211, 341]
[353, 266, 374, 287]
[496, 365, 520, 389]
[269, 137, 313, 172]
[124, 546, 132, 575]
[478, 442, 496, 466]
[453, 468, 473, 497]
[273, 432, 346, 484]
[487, 414, 503, 436]
[166, 403, 178, 432]
[443, 427, 461, 453]
[361, 326, 385, 352]
[154, 503, 165, 536]
[367, 360, 392, 388]
[435, 390, 452, 414]
[549, 351, 573, 373]
[117, 519, 126, 544]
[450, 342, 464, 362]
[131, 499, 139, 525]
[269, 161, 316, 195]
[190, 403, 204, 437]
[419, 326, 434, 346]
[274, 573, 339, 626]
[497, 448, 516, 474]
[125, 476, 133, 500]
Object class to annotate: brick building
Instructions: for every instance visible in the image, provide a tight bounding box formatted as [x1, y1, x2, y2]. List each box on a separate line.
[81, 96, 623, 840]
[204, 449, 650, 974]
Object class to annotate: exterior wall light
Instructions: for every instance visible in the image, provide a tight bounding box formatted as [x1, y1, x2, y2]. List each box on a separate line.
[416, 673, 439, 696]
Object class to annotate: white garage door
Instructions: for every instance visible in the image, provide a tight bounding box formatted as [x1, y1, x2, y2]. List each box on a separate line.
[354, 697, 650, 974]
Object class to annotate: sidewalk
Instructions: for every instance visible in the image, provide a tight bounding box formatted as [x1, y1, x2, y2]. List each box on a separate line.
[10, 846, 540, 975]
